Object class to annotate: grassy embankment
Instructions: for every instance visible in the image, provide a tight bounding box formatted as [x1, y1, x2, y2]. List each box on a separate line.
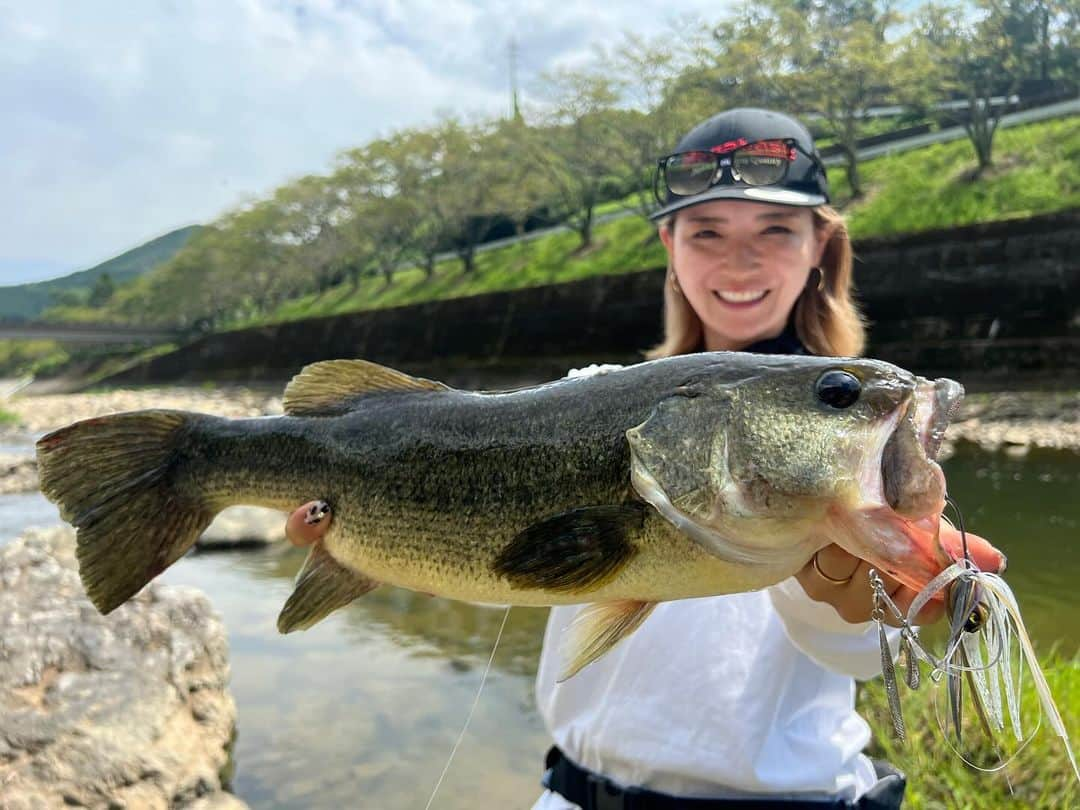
[2, 116, 1075, 377]
[252, 115, 1078, 327]
[860, 653, 1078, 808]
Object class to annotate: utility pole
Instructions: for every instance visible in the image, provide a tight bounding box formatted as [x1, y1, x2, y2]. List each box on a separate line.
[509, 36, 522, 122]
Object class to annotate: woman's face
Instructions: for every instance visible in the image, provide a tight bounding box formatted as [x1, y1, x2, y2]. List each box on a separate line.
[660, 199, 829, 351]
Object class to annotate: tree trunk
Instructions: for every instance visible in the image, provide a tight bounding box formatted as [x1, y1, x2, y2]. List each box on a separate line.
[459, 244, 475, 274]
[843, 145, 862, 199]
[424, 253, 436, 279]
[577, 205, 594, 250]
[965, 96, 995, 173]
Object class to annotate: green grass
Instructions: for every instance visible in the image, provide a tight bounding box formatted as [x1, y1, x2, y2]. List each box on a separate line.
[835, 116, 1080, 239]
[246, 214, 666, 327]
[246, 116, 1077, 329]
[0, 407, 20, 427]
[860, 653, 1079, 808]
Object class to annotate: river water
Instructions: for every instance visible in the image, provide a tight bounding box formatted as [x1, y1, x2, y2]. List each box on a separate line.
[1, 439, 1077, 809]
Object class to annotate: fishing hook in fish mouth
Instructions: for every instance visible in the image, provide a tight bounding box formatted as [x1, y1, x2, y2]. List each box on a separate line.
[943, 495, 988, 633]
[944, 494, 971, 568]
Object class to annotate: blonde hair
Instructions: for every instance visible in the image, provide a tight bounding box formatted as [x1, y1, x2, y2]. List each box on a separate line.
[645, 205, 865, 360]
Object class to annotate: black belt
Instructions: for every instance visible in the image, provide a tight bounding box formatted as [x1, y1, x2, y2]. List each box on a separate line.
[542, 747, 906, 810]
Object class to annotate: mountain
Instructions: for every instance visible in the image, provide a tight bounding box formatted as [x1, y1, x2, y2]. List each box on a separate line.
[0, 225, 203, 321]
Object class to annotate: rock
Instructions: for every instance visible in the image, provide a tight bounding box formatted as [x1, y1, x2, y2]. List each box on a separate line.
[0, 527, 249, 809]
[196, 506, 287, 551]
[0, 455, 37, 495]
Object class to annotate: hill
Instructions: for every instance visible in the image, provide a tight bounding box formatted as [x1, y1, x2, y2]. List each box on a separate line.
[0, 225, 203, 321]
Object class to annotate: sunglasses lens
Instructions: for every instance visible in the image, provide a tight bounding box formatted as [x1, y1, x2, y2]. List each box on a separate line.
[664, 151, 716, 196]
[732, 140, 790, 186]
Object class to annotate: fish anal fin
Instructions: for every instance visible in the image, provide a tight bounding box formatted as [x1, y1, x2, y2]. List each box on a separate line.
[277, 544, 379, 633]
[491, 504, 644, 594]
[283, 359, 450, 416]
[559, 600, 656, 681]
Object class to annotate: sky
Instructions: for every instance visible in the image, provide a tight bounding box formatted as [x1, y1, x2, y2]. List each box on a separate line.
[1, 0, 729, 286]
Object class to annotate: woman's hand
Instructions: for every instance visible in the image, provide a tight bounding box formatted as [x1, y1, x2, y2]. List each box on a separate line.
[795, 544, 945, 627]
[285, 500, 332, 547]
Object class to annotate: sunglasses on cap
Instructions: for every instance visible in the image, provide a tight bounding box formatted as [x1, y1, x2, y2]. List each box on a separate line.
[653, 138, 824, 204]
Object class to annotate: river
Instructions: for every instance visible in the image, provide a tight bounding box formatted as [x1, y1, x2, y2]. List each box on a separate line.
[1, 438, 1077, 809]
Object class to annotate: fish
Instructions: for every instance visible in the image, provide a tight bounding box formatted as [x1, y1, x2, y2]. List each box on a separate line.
[35, 353, 1005, 678]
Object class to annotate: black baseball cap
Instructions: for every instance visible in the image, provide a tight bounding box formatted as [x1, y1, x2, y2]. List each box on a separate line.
[650, 108, 829, 220]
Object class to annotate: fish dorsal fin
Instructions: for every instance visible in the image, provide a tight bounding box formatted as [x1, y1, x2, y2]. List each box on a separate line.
[284, 359, 450, 416]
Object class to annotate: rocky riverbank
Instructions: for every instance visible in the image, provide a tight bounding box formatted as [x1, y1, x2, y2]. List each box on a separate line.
[0, 527, 248, 809]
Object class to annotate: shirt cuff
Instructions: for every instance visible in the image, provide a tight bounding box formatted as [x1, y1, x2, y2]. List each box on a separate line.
[768, 576, 901, 681]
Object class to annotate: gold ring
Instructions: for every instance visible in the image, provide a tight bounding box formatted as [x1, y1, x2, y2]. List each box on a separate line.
[812, 551, 855, 585]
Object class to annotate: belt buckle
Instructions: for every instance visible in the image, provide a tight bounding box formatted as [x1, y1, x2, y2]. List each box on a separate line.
[586, 772, 627, 810]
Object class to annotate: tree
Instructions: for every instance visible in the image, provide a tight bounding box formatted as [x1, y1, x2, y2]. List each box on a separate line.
[906, 0, 1075, 173]
[712, 0, 904, 199]
[87, 273, 115, 307]
[601, 27, 718, 218]
[535, 67, 634, 249]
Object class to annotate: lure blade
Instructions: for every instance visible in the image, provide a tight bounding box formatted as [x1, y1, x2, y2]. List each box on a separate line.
[879, 621, 906, 741]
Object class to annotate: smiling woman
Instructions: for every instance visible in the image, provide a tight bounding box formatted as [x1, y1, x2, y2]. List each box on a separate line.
[658, 202, 824, 350]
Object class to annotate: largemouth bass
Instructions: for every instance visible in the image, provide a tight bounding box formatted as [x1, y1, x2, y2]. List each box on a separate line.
[36, 353, 1004, 677]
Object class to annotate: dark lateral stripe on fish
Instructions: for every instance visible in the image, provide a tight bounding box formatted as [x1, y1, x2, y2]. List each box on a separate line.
[36, 410, 216, 614]
[491, 503, 645, 593]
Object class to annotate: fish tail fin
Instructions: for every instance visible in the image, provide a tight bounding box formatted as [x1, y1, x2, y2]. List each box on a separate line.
[36, 409, 219, 614]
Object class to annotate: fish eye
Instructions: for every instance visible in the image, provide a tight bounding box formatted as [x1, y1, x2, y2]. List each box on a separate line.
[815, 370, 861, 409]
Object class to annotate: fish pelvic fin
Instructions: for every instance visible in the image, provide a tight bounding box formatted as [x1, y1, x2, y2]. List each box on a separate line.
[491, 504, 644, 594]
[558, 600, 656, 681]
[283, 359, 450, 416]
[277, 543, 379, 633]
[35, 410, 216, 615]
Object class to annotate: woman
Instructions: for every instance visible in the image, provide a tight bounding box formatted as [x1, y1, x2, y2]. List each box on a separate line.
[285, 108, 940, 809]
[530, 108, 941, 810]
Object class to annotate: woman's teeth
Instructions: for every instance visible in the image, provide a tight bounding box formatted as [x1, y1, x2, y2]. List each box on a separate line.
[714, 289, 768, 304]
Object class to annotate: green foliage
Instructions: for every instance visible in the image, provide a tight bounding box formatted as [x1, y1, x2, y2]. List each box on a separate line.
[0, 407, 19, 427]
[0, 339, 66, 377]
[36, 2, 1074, 334]
[253, 215, 666, 325]
[1, 225, 201, 320]
[836, 116, 1080, 238]
[87, 272, 115, 307]
[860, 654, 1079, 808]
[252, 116, 1076, 323]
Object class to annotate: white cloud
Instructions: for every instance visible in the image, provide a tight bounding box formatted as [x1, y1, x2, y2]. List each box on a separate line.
[0, 0, 726, 282]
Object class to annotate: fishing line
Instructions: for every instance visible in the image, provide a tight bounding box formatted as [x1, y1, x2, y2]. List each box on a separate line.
[423, 605, 511, 810]
[944, 494, 971, 566]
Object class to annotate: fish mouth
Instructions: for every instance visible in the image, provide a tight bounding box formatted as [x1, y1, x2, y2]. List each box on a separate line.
[841, 376, 1006, 593]
[880, 377, 962, 521]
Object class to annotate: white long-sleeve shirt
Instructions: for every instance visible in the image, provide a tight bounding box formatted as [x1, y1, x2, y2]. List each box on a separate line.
[533, 582, 898, 808]
[532, 364, 898, 808]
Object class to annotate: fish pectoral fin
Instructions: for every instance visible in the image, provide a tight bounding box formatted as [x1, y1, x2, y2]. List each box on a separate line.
[277, 544, 379, 633]
[558, 600, 656, 681]
[283, 359, 451, 416]
[491, 504, 645, 594]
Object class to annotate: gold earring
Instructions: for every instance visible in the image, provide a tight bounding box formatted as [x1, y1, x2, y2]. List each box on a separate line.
[810, 266, 825, 293]
[669, 270, 683, 295]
